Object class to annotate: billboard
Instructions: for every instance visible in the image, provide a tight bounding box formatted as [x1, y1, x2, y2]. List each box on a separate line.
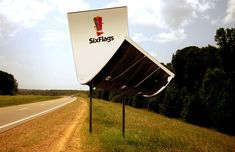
[68, 7, 128, 84]
[88, 36, 174, 97]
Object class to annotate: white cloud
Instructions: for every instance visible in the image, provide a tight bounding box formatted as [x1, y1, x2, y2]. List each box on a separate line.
[157, 29, 187, 43]
[55, 16, 68, 24]
[40, 30, 70, 46]
[162, 1, 195, 29]
[0, 0, 90, 37]
[186, 0, 216, 12]
[223, 0, 235, 24]
[132, 29, 186, 43]
[0, 0, 53, 28]
[0, 0, 53, 38]
[211, 17, 220, 25]
[202, 15, 210, 21]
[107, 0, 165, 28]
[107, 0, 218, 43]
[132, 33, 153, 43]
[49, 0, 89, 14]
[107, 0, 216, 29]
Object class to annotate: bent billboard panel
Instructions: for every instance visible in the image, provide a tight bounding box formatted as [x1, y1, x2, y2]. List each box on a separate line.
[68, 6, 174, 97]
[88, 37, 174, 97]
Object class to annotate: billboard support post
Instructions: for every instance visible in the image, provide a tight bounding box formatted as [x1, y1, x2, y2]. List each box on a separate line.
[122, 93, 125, 138]
[89, 85, 93, 133]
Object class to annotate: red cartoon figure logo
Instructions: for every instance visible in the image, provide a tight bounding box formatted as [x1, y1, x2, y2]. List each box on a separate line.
[93, 16, 104, 36]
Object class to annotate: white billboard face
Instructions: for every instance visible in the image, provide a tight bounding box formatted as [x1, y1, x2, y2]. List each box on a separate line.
[68, 7, 128, 84]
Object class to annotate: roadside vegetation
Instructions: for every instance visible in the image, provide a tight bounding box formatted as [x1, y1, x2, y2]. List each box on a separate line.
[68, 95, 235, 152]
[93, 27, 235, 135]
[0, 94, 234, 152]
[18, 89, 86, 96]
[0, 95, 60, 108]
[0, 70, 18, 95]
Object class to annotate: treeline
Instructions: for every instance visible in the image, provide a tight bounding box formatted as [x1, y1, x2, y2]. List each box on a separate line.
[18, 89, 85, 96]
[0, 70, 84, 96]
[0, 70, 18, 95]
[93, 28, 235, 135]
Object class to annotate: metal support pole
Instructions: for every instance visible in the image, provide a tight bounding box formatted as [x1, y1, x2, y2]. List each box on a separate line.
[122, 93, 125, 138]
[89, 85, 93, 133]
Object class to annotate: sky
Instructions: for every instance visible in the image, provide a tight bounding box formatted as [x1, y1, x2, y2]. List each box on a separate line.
[0, 0, 234, 90]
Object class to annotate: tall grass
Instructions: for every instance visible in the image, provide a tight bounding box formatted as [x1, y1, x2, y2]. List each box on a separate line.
[79, 98, 235, 152]
[0, 95, 60, 108]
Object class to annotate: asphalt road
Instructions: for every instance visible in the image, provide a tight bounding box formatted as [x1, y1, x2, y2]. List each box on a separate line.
[0, 96, 76, 133]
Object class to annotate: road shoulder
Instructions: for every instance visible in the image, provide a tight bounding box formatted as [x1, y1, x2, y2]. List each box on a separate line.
[0, 97, 86, 152]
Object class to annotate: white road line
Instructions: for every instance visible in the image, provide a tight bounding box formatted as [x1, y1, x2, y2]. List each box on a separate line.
[0, 98, 76, 130]
[19, 107, 28, 111]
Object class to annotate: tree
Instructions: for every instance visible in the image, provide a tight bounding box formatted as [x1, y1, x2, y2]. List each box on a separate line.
[200, 68, 234, 132]
[181, 93, 207, 126]
[90, 28, 235, 135]
[0, 70, 18, 95]
[160, 83, 184, 118]
[215, 28, 235, 72]
[215, 28, 235, 50]
[213, 28, 235, 134]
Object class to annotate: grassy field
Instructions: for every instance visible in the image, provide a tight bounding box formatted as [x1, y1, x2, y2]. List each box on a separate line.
[0, 95, 60, 108]
[71, 97, 235, 152]
[0, 93, 234, 152]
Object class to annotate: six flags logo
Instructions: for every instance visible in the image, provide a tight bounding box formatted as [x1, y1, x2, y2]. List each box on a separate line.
[89, 16, 114, 44]
[93, 16, 103, 36]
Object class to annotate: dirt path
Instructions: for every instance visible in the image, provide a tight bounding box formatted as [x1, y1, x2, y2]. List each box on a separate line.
[49, 98, 87, 152]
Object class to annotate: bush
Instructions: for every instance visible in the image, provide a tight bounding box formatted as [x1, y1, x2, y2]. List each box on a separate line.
[0, 70, 18, 95]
